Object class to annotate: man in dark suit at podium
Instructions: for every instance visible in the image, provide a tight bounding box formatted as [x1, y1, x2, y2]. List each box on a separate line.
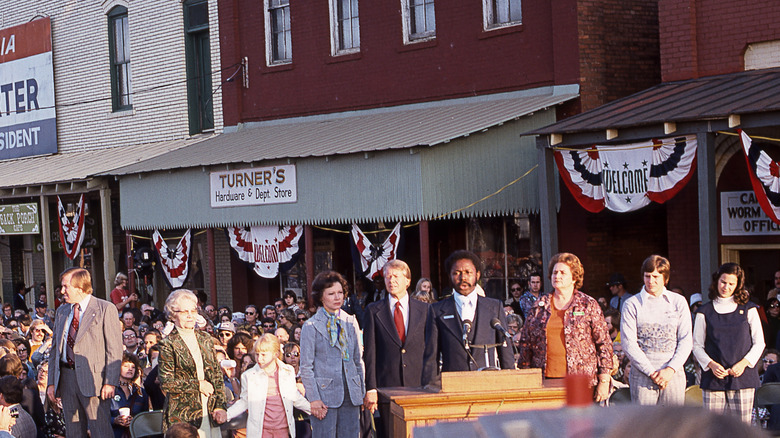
[429, 250, 515, 376]
[363, 260, 436, 433]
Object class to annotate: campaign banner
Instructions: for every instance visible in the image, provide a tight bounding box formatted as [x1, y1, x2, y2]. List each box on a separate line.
[210, 164, 297, 208]
[555, 135, 697, 213]
[0, 18, 57, 160]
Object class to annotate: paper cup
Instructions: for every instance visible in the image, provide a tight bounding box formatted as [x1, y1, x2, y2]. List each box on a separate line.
[119, 407, 130, 417]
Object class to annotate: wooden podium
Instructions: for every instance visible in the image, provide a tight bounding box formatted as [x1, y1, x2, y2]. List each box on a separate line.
[377, 369, 566, 438]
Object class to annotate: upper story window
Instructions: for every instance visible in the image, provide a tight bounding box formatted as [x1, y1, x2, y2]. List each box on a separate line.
[108, 6, 132, 111]
[401, 0, 435, 43]
[266, 0, 292, 65]
[330, 0, 360, 55]
[483, 0, 521, 30]
[184, 0, 214, 134]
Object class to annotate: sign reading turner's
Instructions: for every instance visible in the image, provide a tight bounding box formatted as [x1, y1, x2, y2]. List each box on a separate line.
[210, 165, 297, 208]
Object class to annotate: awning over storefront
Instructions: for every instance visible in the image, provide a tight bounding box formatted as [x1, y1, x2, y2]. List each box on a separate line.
[530, 67, 780, 147]
[110, 86, 579, 229]
[0, 136, 211, 197]
[525, 67, 780, 294]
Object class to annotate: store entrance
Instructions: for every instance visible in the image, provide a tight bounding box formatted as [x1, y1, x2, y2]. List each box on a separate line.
[722, 244, 780, 304]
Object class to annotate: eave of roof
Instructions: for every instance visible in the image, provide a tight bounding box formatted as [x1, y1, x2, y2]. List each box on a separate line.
[528, 68, 780, 147]
[104, 85, 579, 176]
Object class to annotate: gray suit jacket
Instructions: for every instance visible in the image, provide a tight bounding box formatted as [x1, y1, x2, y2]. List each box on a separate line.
[300, 309, 365, 408]
[48, 296, 123, 397]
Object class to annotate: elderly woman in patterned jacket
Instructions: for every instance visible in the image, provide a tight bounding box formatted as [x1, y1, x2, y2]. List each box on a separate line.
[519, 252, 613, 402]
[158, 289, 227, 437]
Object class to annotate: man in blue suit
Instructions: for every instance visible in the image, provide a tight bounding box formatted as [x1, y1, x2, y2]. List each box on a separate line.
[429, 250, 515, 378]
[362, 260, 435, 435]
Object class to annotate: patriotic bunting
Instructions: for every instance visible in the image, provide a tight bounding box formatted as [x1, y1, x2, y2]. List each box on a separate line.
[56, 195, 87, 260]
[740, 130, 780, 226]
[153, 229, 192, 289]
[351, 222, 401, 279]
[227, 225, 303, 278]
[555, 135, 697, 213]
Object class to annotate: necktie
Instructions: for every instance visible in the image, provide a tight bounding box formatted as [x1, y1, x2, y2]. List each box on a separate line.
[66, 303, 80, 367]
[394, 301, 405, 344]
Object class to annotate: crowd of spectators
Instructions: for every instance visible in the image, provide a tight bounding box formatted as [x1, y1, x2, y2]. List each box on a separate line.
[6, 253, 780, 437]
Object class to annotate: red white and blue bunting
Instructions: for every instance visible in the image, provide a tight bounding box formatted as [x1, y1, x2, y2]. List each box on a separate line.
[740, 131, 780, 226]
[153, 229, 192, 289]
[56, 195, 87, 260]
[555, 135, 697, 213]
[227, 225, 303, 278]
[351, 222, 401, 279]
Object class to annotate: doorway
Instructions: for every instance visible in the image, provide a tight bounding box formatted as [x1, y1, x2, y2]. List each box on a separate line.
[722, 244, 780, 304]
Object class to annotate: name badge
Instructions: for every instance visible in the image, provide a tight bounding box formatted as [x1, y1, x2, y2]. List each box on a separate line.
[573, 311, 585, 316]
[443, 315, 455, 320]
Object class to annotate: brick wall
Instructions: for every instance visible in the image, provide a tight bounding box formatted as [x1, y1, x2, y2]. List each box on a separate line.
[577, 0, 662, 111]
[0, 0, 223, 153]
[218, 0, 577, 124]
[665, 171, 701, 295]
[659, 0, 780, 81]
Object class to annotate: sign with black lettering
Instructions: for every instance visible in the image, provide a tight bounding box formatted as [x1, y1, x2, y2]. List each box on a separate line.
[210, 164, 297, 207]
[0, 202, 39, 235]
[0, 18, 57, 160]
[720, 191, 780, 236]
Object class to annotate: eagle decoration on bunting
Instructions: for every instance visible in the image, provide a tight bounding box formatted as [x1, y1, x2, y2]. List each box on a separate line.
[227, 225, 303, 278]
[351, 222, 401, 279]
[740, 130, 780, 225]
[152, 229, 192, 289]
[56, 195, 87, 260]
[554, 135, 697, 213]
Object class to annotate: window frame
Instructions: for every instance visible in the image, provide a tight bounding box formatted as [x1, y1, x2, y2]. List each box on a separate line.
[183, 0, 214, 134]
[107, 5, 132, 112]
[265, 0, 292, 65]
[482, 0, 522, 31]
[329, 0, 360, 56]
[400, 0, 436, 44]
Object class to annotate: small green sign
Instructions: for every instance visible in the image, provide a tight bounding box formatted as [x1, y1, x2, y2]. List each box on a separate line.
[0, 203, 39, 235]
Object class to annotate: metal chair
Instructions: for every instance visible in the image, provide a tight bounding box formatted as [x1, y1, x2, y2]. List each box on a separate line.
[756, 382, 780, 407]
[129, 410, 163, 438]
[608, 387, 632, 405]
[684, 384, 703, 406]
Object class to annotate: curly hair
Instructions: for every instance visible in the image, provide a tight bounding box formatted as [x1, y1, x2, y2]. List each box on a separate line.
[708, 263, 749, 305]
[226, 332, 254, 361]
[310, 271, 350, 308]
[547, 252, 584, 290]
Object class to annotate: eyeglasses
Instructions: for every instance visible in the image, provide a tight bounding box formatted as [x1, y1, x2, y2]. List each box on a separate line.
[123, 334, 137, 339]
[245, 312, 255, 315]
[16, 347, 26, 352]
[771, 303, 780, 309]
[174, 309, 198, 316]
[285, 352, 299, 358]
[764, 359, 777, 364]
[218, 332, 233, 337]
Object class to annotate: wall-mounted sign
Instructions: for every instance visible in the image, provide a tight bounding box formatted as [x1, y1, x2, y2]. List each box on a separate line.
[0, 203, 39, 234]
[210, 164, 297, 208]
[720, 191, 780, 236]
[0, 18, 57, 160]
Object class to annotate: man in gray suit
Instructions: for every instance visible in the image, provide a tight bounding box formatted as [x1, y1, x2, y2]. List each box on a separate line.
[46, 267, 123, 438]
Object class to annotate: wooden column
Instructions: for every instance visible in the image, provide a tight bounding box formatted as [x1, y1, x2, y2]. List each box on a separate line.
[537, 136, 559, 291]
[40, 195, 54, 307]
[207, 228, 217, 306]
[100, 186, 115, 299]
[697, 131, 717, 298]
[126, 231, 135, 297]
[419, 220, 431, 279]
[305, 225, 314, 303]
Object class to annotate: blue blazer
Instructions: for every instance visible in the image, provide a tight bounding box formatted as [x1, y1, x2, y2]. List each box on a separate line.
[429, 294, 515, 374]
[300, 309, 366, 408]
[363, 297, 436, 390]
